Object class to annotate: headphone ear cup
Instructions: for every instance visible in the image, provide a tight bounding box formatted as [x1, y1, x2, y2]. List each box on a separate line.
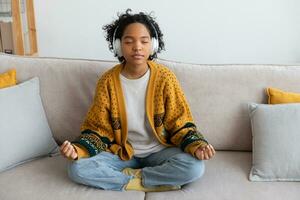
[113, 39, 122, 57]
[151, 38, 159, 55]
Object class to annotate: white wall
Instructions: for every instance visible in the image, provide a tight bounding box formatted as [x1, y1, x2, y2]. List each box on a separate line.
[34, 0, 300, 64]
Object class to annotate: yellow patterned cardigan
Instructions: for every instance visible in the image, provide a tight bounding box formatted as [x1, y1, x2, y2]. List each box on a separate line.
[72, 61, 208, 160]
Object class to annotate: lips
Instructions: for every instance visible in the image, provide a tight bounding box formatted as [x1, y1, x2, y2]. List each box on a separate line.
[132, 54, 144, 59]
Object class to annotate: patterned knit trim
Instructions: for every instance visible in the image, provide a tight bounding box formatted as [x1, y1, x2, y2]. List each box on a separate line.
[173, 122, 197, 135]
[74, 130, 112, 156]
[111, 117, 121, 130]
[154, 112, 164, 127]
[81, 129, 112, 145]
[180, 130, 208, 151]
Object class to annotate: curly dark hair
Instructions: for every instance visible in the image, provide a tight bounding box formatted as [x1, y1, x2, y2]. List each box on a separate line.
[103, 9, 165, 62]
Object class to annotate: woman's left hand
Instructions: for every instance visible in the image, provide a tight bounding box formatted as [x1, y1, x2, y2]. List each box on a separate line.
[195, 144, 216, 160]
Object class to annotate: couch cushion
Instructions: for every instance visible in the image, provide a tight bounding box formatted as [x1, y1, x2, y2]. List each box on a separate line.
[146, 151, 300, 200]
[267, 87, 300, 104]
[0, 77, 58, 173]
[0, 155, 144, 200]
[0, 68, 16, 88]
[248, 103, 300, 181]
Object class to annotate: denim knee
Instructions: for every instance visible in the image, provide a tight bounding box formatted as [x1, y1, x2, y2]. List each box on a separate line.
[170, 153, 205, 182]
[67, 160, 86, 183]
[186, 159, 205, 181]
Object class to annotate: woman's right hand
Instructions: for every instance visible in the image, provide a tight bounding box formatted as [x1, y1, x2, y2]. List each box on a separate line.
[60, 140, 78, 160]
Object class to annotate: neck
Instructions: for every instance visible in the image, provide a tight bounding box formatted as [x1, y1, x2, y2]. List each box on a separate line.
[121, 62, 149, 79]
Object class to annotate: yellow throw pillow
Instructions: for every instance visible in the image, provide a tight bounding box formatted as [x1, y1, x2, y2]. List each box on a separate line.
[0, 69, 17, 89]
[266, 87, 300, 104]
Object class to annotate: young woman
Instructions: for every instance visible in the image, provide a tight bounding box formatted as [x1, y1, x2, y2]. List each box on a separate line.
[60, 9, 215, 192]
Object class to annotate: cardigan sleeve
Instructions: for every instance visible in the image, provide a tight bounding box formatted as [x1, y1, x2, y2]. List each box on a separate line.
[163, 70, 209, 157]
[71, 75, 115, 159]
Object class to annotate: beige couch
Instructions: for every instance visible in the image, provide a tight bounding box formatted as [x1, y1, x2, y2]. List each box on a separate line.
[0, 53, 299, 200]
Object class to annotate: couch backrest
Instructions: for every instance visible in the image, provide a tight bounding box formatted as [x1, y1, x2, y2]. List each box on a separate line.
[1, 53, 300, 151]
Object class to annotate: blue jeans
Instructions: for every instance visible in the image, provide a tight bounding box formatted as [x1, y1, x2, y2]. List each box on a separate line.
[67, 147, 205, 191]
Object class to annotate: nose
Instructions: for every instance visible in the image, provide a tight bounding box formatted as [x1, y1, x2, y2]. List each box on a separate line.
[133, 41, 142, 51]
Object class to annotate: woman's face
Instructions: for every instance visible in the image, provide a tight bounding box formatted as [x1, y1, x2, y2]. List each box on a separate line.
[121, 23, 152, 67]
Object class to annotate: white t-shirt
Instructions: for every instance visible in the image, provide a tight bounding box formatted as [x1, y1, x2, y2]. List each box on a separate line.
[120, 69, 166, 158]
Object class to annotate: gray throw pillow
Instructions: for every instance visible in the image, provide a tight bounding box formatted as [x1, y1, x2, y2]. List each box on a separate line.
[0, 77, 58, 173]
[248, 103, 300, 181]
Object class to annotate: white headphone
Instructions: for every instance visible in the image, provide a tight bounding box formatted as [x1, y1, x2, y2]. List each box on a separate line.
[112, 22, 159, 57]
